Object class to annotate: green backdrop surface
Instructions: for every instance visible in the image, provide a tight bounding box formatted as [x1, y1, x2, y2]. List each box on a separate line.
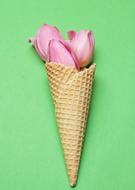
[0, 0, 135, 189]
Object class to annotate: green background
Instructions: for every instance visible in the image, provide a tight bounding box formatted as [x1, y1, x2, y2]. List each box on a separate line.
[0, 0, 135, 189]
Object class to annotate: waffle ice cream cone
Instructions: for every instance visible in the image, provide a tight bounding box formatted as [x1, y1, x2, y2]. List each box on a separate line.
[46, 62, 96, 187]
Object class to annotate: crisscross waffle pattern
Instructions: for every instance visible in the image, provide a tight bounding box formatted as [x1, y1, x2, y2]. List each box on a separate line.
[46, 62, 96, 187]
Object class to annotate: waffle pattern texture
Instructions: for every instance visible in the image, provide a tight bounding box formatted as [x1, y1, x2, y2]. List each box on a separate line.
[46, 62, 96, 187]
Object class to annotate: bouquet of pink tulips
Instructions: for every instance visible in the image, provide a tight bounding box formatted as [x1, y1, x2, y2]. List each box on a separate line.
[29, 24, 95, 69]
[29, 24, 96, 187]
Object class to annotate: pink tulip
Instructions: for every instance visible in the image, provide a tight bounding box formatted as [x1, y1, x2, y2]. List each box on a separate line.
[68, 30, 95, 68]
[48, 39, 76, 67]
[29, 24, 65, 61]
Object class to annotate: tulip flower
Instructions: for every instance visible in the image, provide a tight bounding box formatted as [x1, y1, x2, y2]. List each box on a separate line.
[29, 24, 95, 70]
[29, 24, 65, 61]
[67, 30, 95, 68]
[48, 39, 76, 67]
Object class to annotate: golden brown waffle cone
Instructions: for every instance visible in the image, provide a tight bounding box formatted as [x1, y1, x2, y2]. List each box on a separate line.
[46, 62, 96, 187]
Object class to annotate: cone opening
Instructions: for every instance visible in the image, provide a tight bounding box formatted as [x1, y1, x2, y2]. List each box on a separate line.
[46, 62, 96, 73]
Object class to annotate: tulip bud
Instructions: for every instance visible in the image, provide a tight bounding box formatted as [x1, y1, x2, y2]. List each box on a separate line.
[48, 39, 76, 67]
[68, 30, 95, 68]
[29, 24, 64, 61]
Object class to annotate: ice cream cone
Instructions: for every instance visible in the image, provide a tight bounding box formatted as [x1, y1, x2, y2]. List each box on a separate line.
[46, 62, 96, 187]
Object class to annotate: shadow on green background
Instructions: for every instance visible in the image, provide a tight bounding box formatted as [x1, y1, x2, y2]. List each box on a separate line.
[0, 0, 135, 189]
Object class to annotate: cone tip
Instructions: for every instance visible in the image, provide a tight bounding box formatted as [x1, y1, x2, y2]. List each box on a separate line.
[70, 183, 76, 188]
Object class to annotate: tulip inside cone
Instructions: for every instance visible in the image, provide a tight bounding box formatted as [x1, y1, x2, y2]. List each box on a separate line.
[29, 24, 95, 70]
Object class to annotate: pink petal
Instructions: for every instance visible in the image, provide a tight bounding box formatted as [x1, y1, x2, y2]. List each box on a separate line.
[70, 30, 95, 67]
[61, 40, 80, 69]
[67, 30, 77, 40]
[36, 24, 64, 58]
[65, 40, 71, 49]
[34, 39, 47, 61]
[70, 50, 80, 70]
[48, 40, 76, 67]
